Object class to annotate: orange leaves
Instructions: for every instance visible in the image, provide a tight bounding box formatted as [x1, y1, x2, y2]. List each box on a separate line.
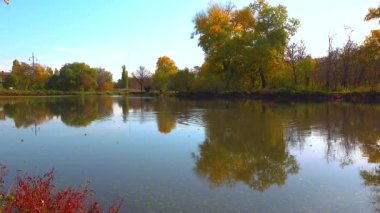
[156, 56, 177, 74]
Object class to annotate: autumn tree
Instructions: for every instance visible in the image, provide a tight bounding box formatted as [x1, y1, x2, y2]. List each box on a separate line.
[248, 1, 299, 89]
[365, 6, 380, 23]
[360, 30, 380, 88]
[153, 56, 177, 92]
[96, 68, 113, 91]
[133, 66, 151, 92]
[193, 0, 298, 90]
[31, 65, 53, 89]
[11, 60, 33, 90]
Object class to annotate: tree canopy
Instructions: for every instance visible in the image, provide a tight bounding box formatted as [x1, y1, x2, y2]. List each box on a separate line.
[192, 0, 299, 90]
[153, 56, 178, 91]
[365, 6, 380, 23]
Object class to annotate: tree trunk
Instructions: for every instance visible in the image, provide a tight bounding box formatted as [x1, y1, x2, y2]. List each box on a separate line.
[259, 68, 266, 89]
[292, 64, 297, 85]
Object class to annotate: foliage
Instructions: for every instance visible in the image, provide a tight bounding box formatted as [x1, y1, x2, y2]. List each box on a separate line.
[1, 2, 380, 95]
[192, 0, 299, 91]
[153, 56, 178, 92]
[168, 68, 195, 92]
[365, 6, 380, 23]
[57, 63, 98, 91]
[10, 60, 53, 90]
[120, 65, 128, 89]
[3, 75, 16, 89]
[96, 68, 113, 91]
[0, 166, 121, 213]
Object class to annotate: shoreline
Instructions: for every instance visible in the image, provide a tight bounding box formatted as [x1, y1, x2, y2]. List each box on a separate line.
[0, 90, 148, 97]
[174, 91, 380, 103]
[1, 89, 380, 103]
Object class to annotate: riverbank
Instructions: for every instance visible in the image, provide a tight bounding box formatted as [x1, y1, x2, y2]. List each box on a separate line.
[175, 90, 380, 103]
[2, 89, 380, 103]
[0, 89, 148, 97]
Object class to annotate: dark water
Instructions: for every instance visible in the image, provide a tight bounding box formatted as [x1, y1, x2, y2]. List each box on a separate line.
[0, 96, 380, 212]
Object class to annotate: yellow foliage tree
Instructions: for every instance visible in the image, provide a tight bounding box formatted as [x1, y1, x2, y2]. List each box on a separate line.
[154, 56, 177, 92]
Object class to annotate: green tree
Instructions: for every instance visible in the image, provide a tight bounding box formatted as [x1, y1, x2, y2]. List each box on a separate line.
[58, 62, 97, 91]
[168, 68, 196, 92]
[121, 65, 129, 89]
[4, 74, 16, 89]
[297, 56, 315, 89]
[247, 0, 299, 89]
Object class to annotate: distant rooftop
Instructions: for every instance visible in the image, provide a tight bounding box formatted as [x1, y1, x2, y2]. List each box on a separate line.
[0, 71, 11, 76]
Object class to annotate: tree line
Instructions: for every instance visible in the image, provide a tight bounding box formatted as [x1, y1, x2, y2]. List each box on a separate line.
[1, 0, 379, 93]
[2, 60, 113, 91]
[132, 1, 380, 93]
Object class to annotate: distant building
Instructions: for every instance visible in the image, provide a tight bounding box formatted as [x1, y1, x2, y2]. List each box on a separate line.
[0, 71, 11, 87]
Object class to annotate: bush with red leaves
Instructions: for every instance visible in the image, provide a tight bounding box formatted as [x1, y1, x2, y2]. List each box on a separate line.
[0, 165, 122, 213]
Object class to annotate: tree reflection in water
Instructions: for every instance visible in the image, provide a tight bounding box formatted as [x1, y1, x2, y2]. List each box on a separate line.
[2, 97, 380, 209]
[192, 101, 299, 191]
[0, 96, 113, 128]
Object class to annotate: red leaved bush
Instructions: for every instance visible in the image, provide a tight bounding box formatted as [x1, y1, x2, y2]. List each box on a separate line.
[0, 165, 122, 213]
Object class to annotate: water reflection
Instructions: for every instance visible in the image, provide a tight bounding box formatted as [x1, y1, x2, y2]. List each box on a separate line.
[2, 97, 380, 211]
[0, 96, 113, 128]
[193, 102, 300, 191]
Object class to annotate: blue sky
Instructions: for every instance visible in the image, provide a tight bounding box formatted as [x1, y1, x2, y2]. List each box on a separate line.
[0, 0, 377, 80]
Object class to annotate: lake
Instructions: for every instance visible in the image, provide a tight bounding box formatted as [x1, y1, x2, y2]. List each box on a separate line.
[0, 96, 379, 212]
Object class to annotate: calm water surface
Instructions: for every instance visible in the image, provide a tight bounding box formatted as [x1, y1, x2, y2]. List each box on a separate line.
[0, 96, 379, 212]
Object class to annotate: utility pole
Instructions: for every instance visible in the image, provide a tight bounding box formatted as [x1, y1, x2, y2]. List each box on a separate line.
[29, 52, 39, 134]
[29, 53, 38, 74]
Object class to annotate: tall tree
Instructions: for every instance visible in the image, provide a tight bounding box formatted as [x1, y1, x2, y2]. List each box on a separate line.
[133, 66, 151, 92]
[122, 65, 129, 89]
[193, 0, 298, 90]
[193, 3, 254, 90]
[248, 0, 299, 89]
[154, 56, 177, 92]
[285, 41, 306, 85]
[340, 27, 357, 88]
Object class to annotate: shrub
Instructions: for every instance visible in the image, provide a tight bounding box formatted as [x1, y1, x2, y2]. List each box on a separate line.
[0, 166, 122, 213]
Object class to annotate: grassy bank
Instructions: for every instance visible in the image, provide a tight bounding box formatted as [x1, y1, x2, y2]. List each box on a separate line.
[174, 90, 380, 103]
[2, 88, 380, 103]
[0, 89, 150, 97]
